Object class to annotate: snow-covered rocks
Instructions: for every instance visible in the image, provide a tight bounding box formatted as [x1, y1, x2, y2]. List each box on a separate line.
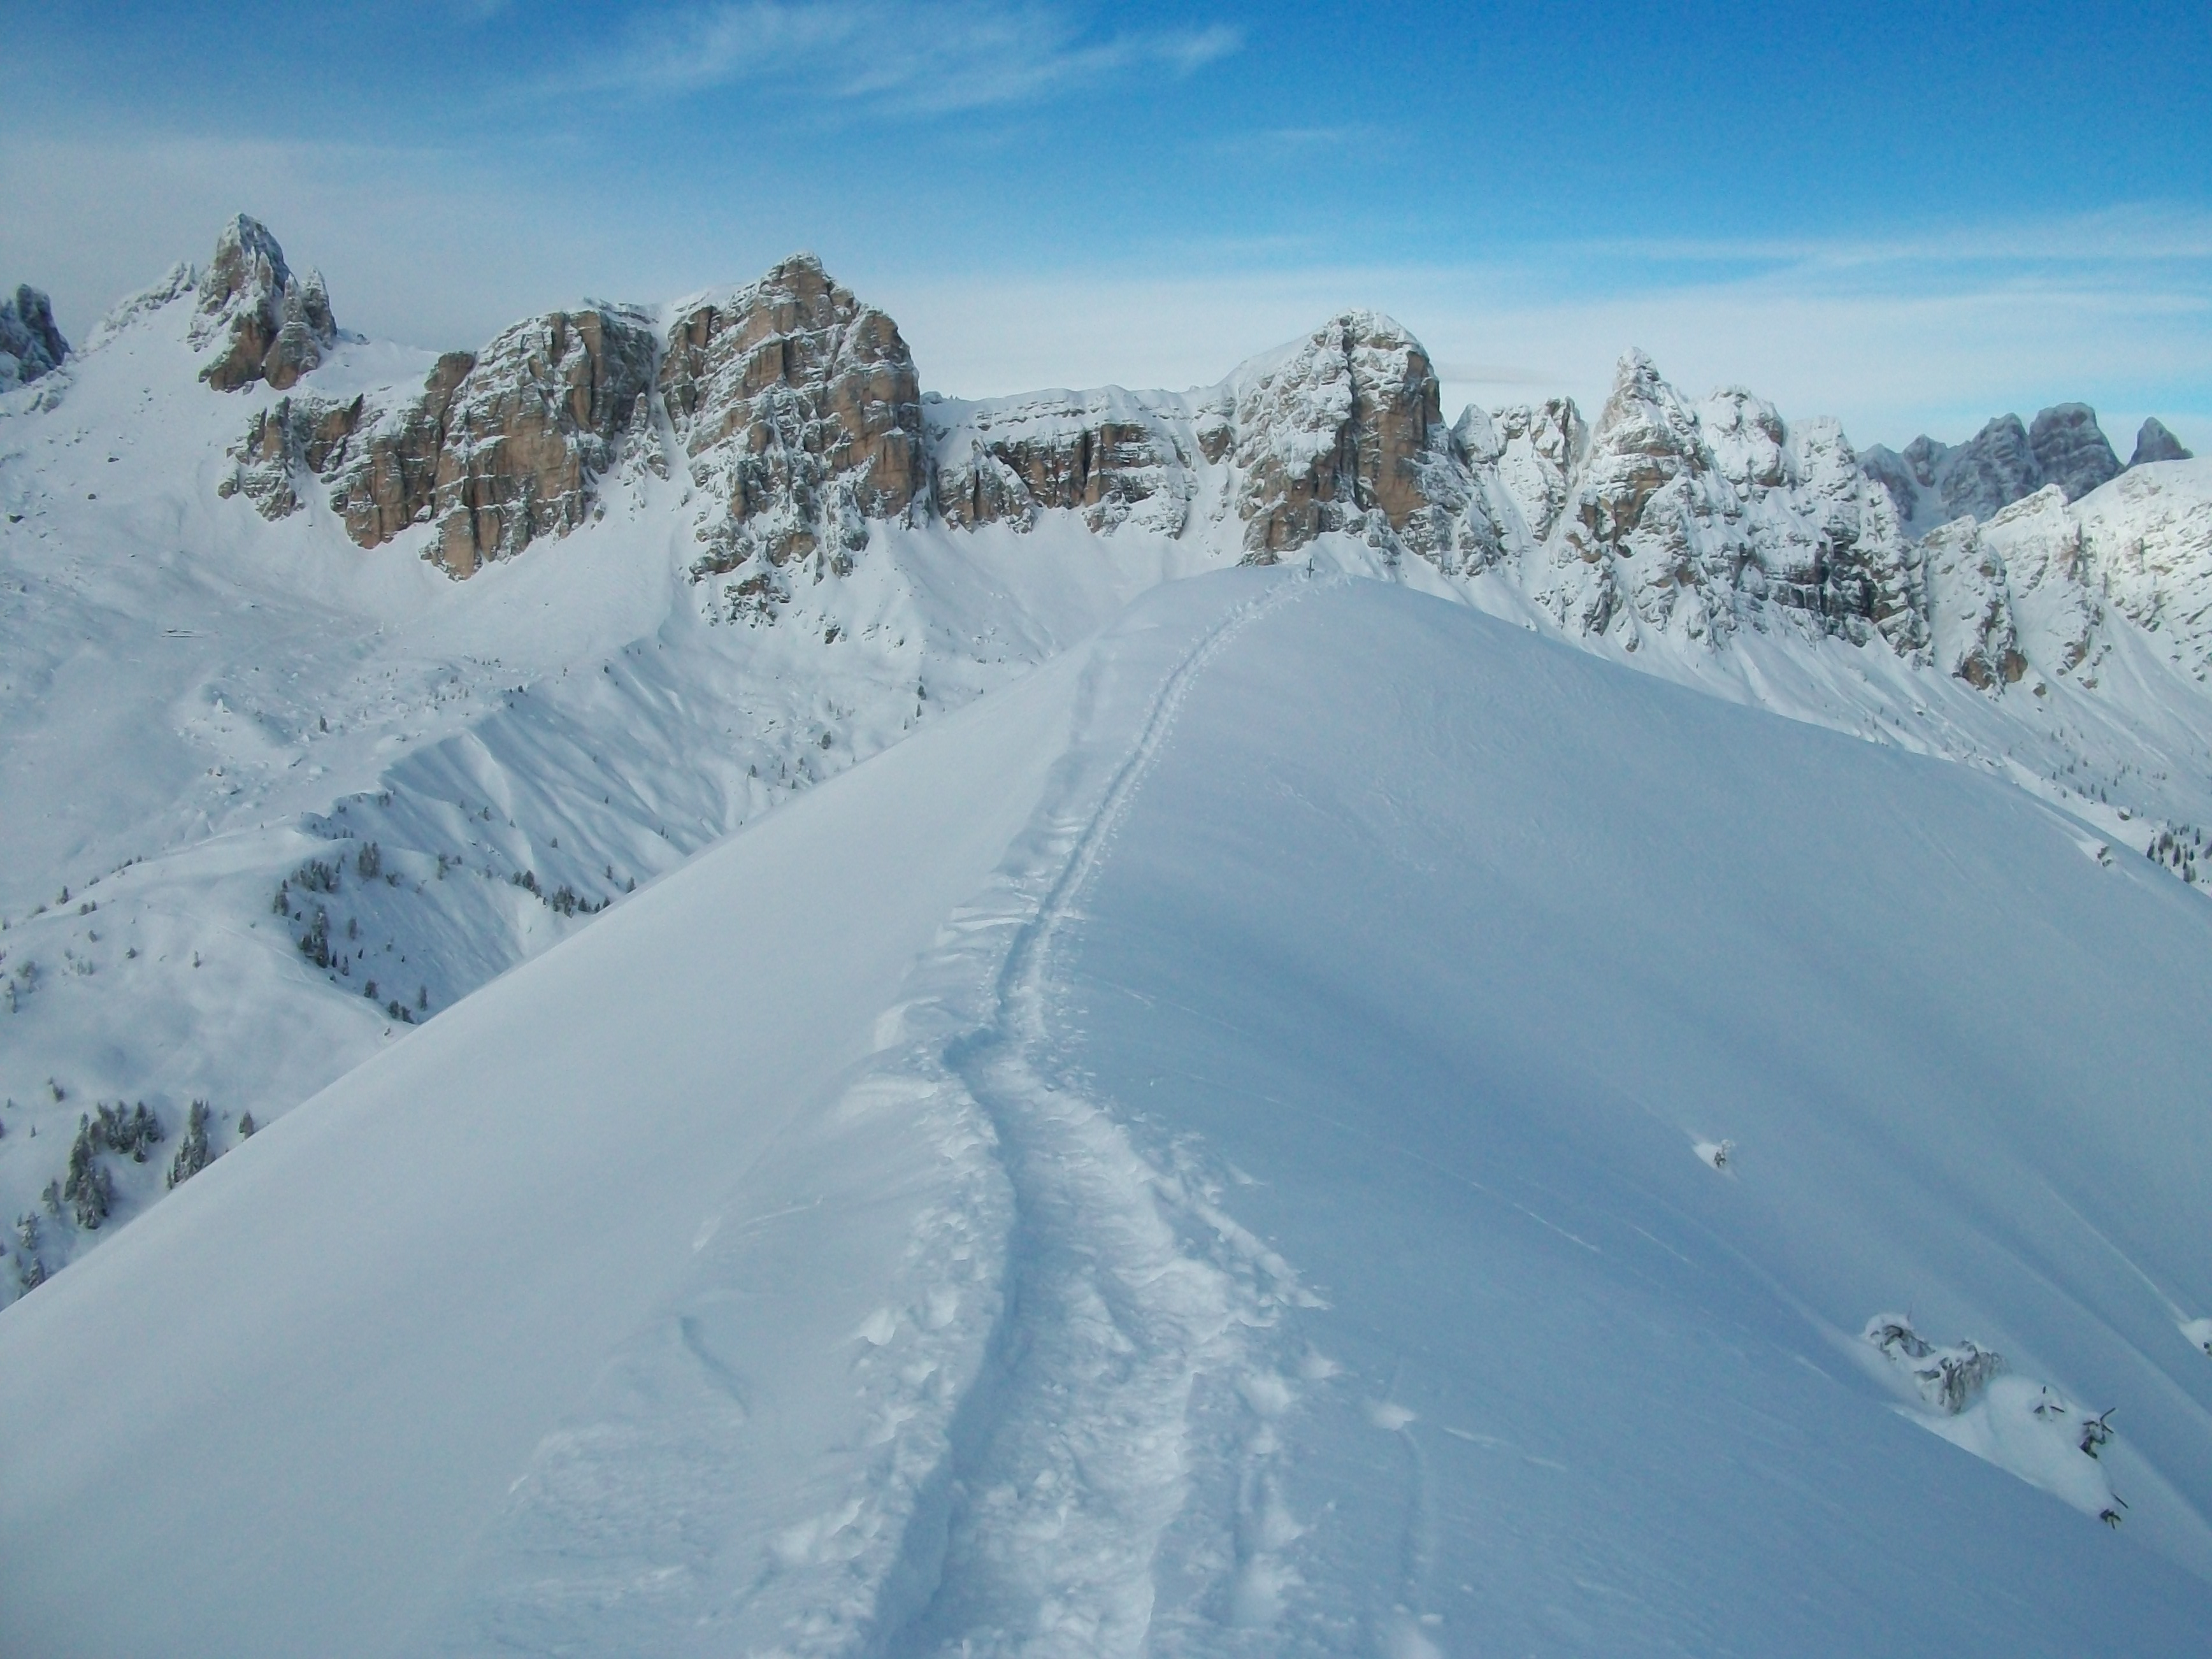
[1519, 356, 1916, 652]
[1922, 515, 2029, 687]
[219, 392, 366, 519]
[2074, 457, 2212, 682]
[929, 385, 1200, 538]
[663, 252, 927, 594]
[331, 310, 657, 575]
[0, 285, 68, 389]
[1458, 396, 1584, 542]
[1224, 310, 1490, 569]
[186, 215, 336, 393]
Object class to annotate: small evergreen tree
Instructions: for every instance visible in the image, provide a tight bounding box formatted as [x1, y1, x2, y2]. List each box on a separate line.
[167, 1100, 214, 1188]
[62, 1116, 113, 1229]
[238, 1112, 257, 1138]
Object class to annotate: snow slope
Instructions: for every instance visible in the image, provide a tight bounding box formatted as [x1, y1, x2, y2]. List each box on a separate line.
[6, 572, 2211, 1656]
[8, 229, 2212, 1306]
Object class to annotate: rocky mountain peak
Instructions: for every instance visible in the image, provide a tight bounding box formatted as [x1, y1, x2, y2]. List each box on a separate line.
[2027, 403, 2122, 501]
[187, 215, 337, 392]
[1228, 309, 1483, 567]
[2132, 417, 2194, 466]
[0, 285, 69, 389]
[663, 252, 926, 596]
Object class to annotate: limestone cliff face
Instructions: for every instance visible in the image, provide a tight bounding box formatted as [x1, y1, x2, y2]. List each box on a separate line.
[663, 254, 926, 586]
[219, 393, 366, 519]
[1226, 312, 1491, 570]
[930, 388, 1198, 537]
[187, 217, 336, 392]
[0, 285, 68, 389]
[327, 352, 477, 547]
[421, 310, 657, 577]
[326, 310, 656, 576]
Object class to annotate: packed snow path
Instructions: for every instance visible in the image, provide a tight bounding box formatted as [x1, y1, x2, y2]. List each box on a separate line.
[7, 573, 2212, 1657]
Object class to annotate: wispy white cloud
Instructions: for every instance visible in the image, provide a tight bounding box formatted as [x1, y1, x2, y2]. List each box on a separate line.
[580, 1, 1240, 113]
[1565, 203, 2212, 276]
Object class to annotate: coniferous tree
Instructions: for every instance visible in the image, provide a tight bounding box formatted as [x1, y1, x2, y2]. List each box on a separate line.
[166, 1100, 214, 1189]
[62, 1116, 113, 1229]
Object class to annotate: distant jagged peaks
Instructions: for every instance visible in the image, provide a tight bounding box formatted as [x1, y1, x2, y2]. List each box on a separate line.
[187, 215, 338, 392]
[1860, 399, 2190, 535]
[147, 219, 2212, 694]
[0, 284, 69, 389]
[2132, 417, 2194, 467]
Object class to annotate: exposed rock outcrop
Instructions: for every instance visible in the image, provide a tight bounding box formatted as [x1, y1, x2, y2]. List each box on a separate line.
[0, 285, 68, 389]
[664, 254, 926, 589]
[1861, 404, 2152, 532]
[327, 310, 655, 576]
[2131, 418, 2193, 467]
[219, 394, 365, 518]
[187, 217, 336, 392]
[2028, 403, 2122, 501]
[930, 387, 1198, 537]
[1227, 312, 1492, 568]
[327, 352, 477, 547]
[1936, 415, 2043, 524]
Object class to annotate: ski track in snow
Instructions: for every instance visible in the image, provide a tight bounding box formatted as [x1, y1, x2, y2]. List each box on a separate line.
[440, 575, 1330, 1659]
[885, 571, 1330, 1658]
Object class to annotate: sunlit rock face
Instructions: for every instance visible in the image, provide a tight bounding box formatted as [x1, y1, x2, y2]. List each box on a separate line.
[188, 216, 336, 394]
[1225, 310, 1495, 571]
[663, 252, 927, 582]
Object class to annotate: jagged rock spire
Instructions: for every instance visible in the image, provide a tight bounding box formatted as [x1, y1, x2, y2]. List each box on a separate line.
[0, 285, 68, 389]
[188, 215, 337, 392]
[2131, 417, 2193, 466]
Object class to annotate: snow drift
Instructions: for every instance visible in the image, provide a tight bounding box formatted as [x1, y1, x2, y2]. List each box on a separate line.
[5, 572, 2211, 1656]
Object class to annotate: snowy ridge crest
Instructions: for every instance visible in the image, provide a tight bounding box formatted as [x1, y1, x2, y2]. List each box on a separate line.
[436, 575, 1324, 1656]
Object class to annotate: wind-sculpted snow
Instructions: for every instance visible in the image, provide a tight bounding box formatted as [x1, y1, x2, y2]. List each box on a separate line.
[7, 575, 2212, 1657]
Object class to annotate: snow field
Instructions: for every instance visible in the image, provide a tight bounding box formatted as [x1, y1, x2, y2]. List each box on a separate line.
[10, 573, 2212, 1655]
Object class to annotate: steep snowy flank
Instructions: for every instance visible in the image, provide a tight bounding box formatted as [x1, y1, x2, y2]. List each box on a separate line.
[5, 216, 2212, 1305]
[6, 574, 2212, 1657]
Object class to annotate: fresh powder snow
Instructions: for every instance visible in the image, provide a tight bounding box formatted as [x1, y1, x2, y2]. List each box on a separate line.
[4, 572, 2211, 1656]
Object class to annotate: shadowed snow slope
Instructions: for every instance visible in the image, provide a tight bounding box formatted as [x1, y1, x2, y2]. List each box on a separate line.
[5, 571, 2212, 1656]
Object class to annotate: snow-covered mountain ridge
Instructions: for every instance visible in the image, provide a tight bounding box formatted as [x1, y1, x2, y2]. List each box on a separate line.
[3, 216, 2210, 1300]
[8, 572, 2212, 1656]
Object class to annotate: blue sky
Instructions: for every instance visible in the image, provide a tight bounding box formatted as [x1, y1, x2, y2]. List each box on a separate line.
[5, 0, 2209, 448]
